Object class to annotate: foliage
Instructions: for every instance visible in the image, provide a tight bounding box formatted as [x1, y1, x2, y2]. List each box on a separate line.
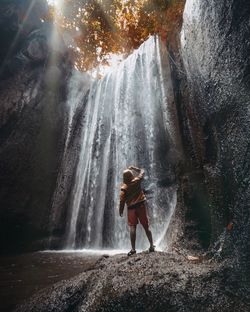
[48, 0, 185, 71]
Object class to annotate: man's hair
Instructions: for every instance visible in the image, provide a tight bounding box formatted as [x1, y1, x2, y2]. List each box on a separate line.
[123, 169, 134, 184]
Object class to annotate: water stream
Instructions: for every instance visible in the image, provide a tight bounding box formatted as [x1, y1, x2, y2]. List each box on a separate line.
[65, 36, 177, 251]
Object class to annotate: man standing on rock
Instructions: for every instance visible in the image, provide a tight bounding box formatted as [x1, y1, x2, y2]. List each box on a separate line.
[119, 166, 155, 256]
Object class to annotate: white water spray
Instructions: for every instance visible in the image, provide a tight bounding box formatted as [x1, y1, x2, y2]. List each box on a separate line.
[65, 36, 177, 250]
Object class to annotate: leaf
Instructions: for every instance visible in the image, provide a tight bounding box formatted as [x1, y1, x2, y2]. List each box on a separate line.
[48, 0, 185, 71]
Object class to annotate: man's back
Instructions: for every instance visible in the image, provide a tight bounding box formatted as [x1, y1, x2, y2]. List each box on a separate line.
[121, 177, 146, 208]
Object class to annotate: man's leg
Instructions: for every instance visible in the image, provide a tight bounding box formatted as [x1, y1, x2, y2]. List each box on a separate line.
[142, 223, 154, 248]
[137, 203, 154, 248]
[129, 225, 136, 250]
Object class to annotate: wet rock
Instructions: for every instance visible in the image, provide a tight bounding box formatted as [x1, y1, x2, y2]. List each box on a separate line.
[14, 252, 249, 312]
[0, 0, 68, 79]
[0, 1, 49, 70]
[167, 0, 250, 297]
[25, 36, 48, 61]
[0, 0, 74, 253]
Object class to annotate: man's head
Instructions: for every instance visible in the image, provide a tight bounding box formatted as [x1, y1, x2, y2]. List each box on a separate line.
[123, 169, 134, 184]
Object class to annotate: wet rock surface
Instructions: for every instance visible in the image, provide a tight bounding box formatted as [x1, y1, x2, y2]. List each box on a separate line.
[0, 0, 49, 78]
[0, 0, 76, 253]
[168, 0, 250, 279]
[14, 252, 250, 312]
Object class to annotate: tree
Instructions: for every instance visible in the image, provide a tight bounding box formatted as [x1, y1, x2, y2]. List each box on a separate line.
[48, 0, 184, 71]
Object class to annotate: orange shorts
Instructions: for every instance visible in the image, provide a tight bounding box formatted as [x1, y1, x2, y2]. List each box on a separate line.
[127, 203, 149, 226]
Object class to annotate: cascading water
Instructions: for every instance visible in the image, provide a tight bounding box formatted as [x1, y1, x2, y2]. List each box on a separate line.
[65, 36, 178, 250]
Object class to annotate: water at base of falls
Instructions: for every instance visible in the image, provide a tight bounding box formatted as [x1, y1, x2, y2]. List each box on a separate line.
[43, 249, 135, 255]
[65, 35, 177, 251]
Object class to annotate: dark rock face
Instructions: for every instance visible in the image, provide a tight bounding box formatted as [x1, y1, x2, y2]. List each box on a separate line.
[48, 86, 90, 250]
[168, 0, 250, 294]
[0, 0, 49, 77]
[0, 0, 76, 253]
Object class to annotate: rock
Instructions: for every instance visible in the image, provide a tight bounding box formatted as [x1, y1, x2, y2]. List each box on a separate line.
[167, 0, 250, 296]
[26, 36, 48, 61]
[0, 1, 68, 78]
[0, 0, 74, 253]
[14, 252, 249, 312]
[0, 1, 48, 65]
[187, 255, 201, 263]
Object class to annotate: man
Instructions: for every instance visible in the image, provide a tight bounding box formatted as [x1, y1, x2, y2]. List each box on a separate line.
[119, 165, 155, 256]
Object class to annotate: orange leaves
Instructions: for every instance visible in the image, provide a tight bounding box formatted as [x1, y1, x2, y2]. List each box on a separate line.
[49, 0, 185, 72]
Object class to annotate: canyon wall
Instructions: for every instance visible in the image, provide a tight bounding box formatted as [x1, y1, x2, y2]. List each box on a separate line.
[0, 0, 76, 253]
[168, 0, 250, 290]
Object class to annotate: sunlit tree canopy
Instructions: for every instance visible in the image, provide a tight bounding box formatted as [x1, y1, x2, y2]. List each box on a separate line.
[48, 0, 184, 72]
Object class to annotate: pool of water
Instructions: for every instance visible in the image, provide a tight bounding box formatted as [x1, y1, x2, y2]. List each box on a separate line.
[0, 250, 120, 311]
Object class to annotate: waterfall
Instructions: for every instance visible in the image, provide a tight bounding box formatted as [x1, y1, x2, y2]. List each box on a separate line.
[65, 36, 177, 250]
